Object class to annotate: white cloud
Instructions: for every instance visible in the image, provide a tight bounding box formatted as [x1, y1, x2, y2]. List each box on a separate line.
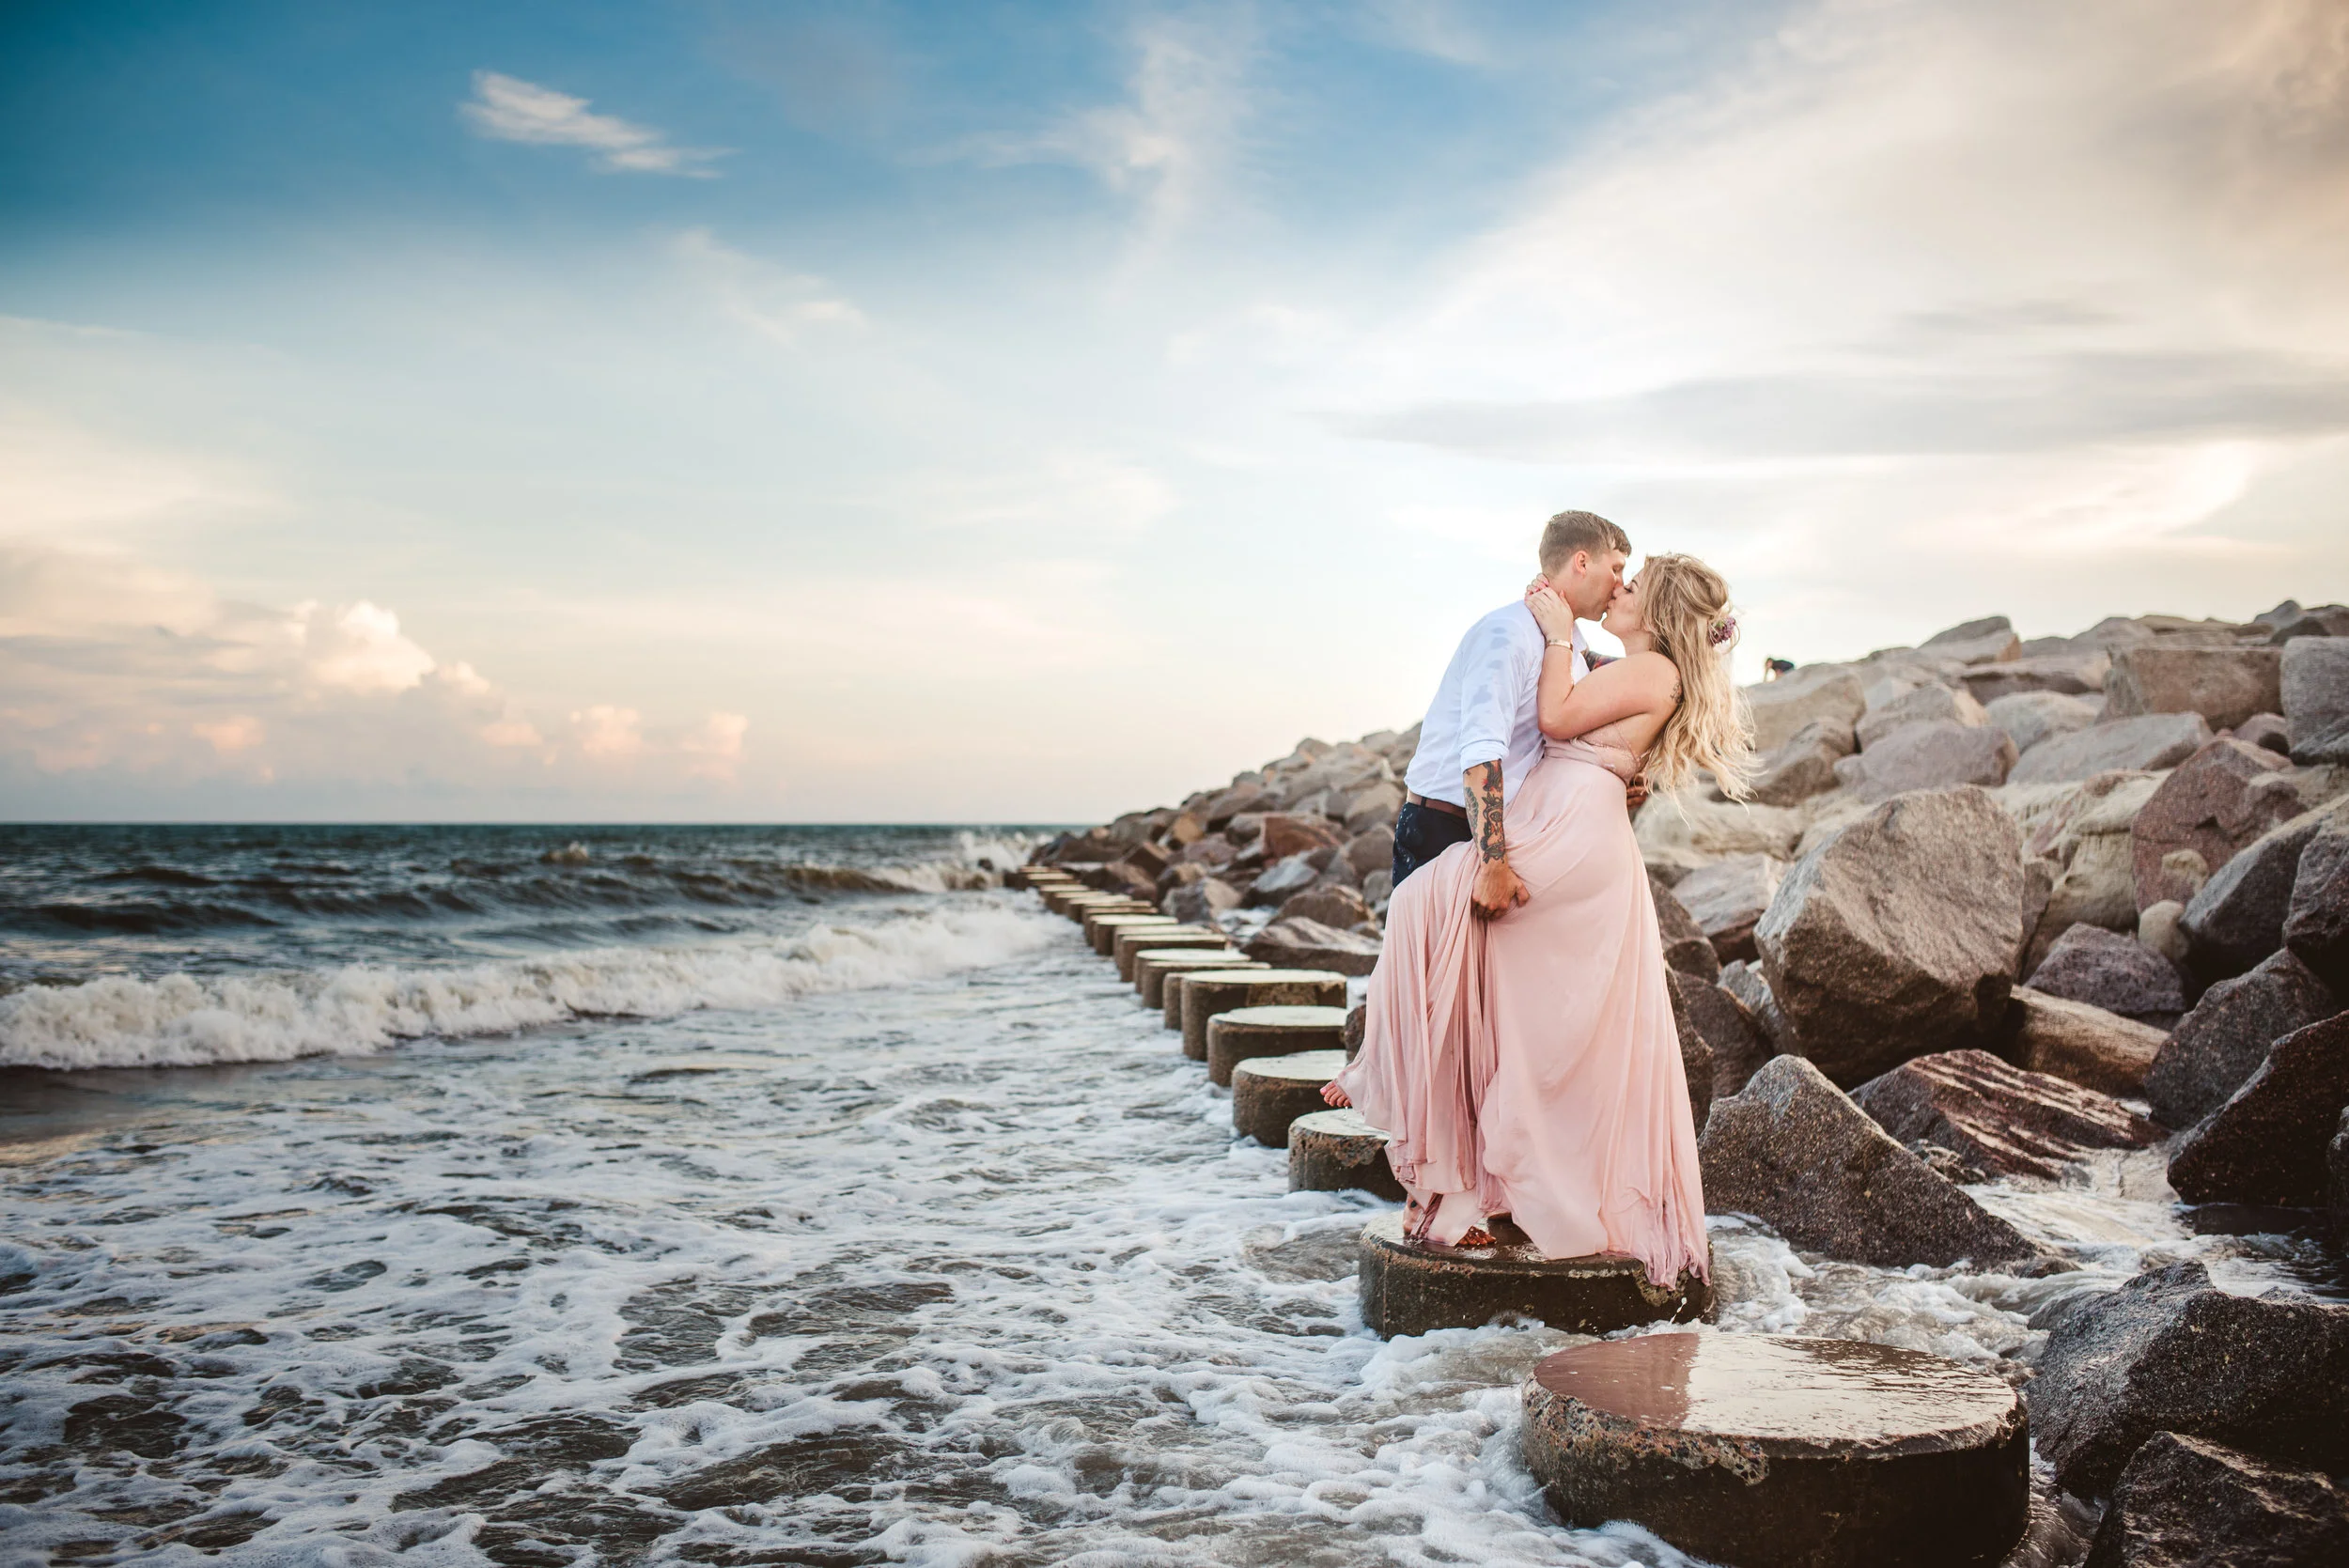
[1338, 0, 2349, 666]
[570, 704, 644, 760]
[289, 600, 437, 693]
[671, 228, 867, 347]
[460, 70, 725, 177]
[962, 13, 1252, 237]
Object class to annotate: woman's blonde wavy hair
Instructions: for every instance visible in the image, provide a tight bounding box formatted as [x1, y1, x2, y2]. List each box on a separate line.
[1635, 553, 1757, 801]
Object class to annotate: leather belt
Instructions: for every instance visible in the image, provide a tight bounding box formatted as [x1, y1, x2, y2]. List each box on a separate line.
[1404, 790, 1468, 819]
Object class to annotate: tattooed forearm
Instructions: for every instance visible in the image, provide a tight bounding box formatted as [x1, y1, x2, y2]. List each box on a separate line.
[1464, 761, 1506, 863]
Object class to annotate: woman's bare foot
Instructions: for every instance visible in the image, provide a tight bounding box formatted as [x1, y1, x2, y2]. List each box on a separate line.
[1320, 1081, 1352, 1108]
[1455, 1227, 1498, 1249]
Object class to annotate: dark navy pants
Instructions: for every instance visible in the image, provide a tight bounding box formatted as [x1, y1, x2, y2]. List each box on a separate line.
[1392, 800, 1472, 890]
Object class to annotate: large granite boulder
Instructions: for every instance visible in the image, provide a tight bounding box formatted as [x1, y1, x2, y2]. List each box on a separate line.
[1676, 975, 1775, 1101]
[1203, 783, 1276, 830]
[2084, 1432, 2349, 1568]
[2025, 924, 2186, 1027]
[2143, 949, 2339, 1126]
[2281, 635, 2349, 765]
[1341, 826, 1392, 878]
[1962, 651, 2111, 705]
[1636, 793, 1807, 881]
[1920, 614, 2021, 666]
[1984, 691, 2099, 756]
[2129, 738, 2299, 910]
[2010, 714, 2213, 785]
[1747, 664, 1867, 753]
[1697, 1055, 2040, 1267]
[1661, 970, 1717, 1134]
[1840, 720, 2017, 801]
[2027, 1258, 2349, 1496]
[1856, 682, 1988, 750]
[1670, 853, 1782, 966]
[2268, 604, 2349, 643]
[1243, 917, 1383, 977]
[1273, 884, 1376, 932]
[1746, 718, 1854, 806]
[2233, 712, 2293, 755]
[1259, 813, 1346, 860]
[2181, 800, 2349, 979]
[1850, 1048, 2160, 1182]
[2030, 773, 2170, 938]
[1163, 876, 1241, 924]
[2009, 987, 2168, 1096]
[2285, 815, 2349, 994]
[2167, 1012, 2349, 1206]
[1649, 873, 1720, 982]
[2106, 645, 2283, 732]
[1755, 786, 2024, 1086]
[1719, 959, 1788, 1049]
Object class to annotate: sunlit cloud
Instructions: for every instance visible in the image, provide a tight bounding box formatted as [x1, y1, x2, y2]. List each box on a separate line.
[460, 70, 725, 177]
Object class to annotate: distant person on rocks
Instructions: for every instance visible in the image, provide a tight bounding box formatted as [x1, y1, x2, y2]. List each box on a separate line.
[1328, 526, 1755, 1286]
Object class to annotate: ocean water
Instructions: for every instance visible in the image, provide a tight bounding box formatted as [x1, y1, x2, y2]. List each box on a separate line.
[0, 826, 2340, 1567]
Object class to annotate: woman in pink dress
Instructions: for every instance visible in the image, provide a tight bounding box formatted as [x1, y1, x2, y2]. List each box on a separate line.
[1328, 553, 1755, 1290]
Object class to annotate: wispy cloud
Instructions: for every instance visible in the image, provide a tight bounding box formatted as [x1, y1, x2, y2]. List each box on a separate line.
[958, 13, 1253, 237]
[671, 228, 866, 347]
[460, 70, 725, 177]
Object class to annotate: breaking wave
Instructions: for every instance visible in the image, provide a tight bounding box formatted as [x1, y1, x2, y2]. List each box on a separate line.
[0, 903, 1060, 1071]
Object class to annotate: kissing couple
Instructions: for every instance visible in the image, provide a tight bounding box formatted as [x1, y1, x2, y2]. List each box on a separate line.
[1326, 509, 1754, 1289]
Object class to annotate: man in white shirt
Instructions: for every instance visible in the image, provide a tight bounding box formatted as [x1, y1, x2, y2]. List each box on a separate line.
[1395, 510, 1635, 919]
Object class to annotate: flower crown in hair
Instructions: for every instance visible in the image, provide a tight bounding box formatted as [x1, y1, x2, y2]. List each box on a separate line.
[1708, 614, 1738, 648]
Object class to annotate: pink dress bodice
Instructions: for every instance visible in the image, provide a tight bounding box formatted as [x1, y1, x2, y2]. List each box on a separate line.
[1545, 719, 1648, 784]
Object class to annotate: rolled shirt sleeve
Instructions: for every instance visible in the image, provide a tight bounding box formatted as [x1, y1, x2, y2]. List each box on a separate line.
[1455, 614, 1531, 772]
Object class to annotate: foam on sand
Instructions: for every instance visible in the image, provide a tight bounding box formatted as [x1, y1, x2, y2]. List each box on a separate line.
[0, 903, 1061, 1071]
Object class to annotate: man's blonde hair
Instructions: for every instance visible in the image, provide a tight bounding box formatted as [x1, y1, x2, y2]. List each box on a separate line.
[1538, 509, 1632, 576]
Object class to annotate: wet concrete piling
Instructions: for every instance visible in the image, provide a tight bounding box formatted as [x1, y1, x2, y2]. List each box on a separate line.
[1520, 1334, 2031, 1568]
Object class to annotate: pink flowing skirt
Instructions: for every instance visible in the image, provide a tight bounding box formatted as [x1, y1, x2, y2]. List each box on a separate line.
[1331, 740, 1708, 1286]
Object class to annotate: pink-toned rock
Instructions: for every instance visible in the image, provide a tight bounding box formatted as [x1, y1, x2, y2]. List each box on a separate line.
[1243, 917, 1382, 976]
[1259, 813, 1346, 860]
[1274, 885, 1377, 931]
[2129, 738, 2298, 910]
[1850, 1048, 2159, 1182]
[2009, 986, 2168, 1096]
[1756, 787, 2025, 1086]
[2026, 923, 2185, 1027]
[2107, 645, 2283, 733]
[1163, 877, 1241, 924]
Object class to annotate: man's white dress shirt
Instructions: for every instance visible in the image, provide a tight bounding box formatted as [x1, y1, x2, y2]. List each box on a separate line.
[1402, 602, 1589, 809]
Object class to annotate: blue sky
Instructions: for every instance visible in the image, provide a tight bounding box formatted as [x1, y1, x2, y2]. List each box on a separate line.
[5, 1, 2346, 820]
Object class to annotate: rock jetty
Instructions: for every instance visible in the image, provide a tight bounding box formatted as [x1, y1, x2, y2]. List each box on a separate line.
[1025, 603, 2349, 1565]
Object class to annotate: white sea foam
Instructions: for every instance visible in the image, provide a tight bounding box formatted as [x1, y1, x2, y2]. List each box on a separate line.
[0, 902, 1061, 1070]
[0, 934, 2333, 1564]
